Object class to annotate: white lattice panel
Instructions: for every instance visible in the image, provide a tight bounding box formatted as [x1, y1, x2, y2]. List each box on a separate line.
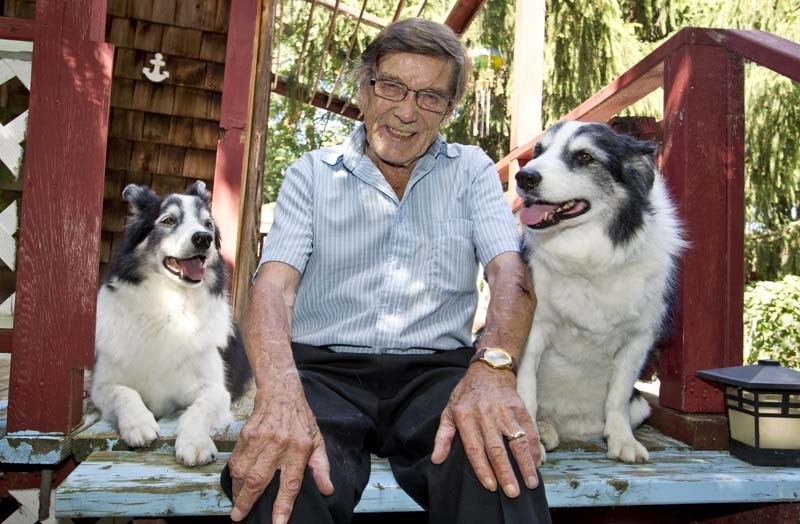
[0, 57, 30, 179]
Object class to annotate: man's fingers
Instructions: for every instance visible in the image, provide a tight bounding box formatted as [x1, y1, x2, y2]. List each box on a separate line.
[482, 427, 519, 498]
[308, 441, 334, 495]
[230, 460, 276, 521]
[507, 433, 539, 490]
[431, 409, 456, 464]
[272, 463, 306, 524]
[455, 415, 497, 492]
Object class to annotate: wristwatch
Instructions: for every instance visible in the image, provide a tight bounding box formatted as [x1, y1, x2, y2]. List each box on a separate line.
[469, 347, 518, 374]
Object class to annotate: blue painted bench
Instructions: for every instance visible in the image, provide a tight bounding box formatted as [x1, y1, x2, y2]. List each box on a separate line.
[53, 417, 800, 519]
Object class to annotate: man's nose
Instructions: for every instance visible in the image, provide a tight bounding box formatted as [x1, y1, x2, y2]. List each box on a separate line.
[393, 94, 419, 122]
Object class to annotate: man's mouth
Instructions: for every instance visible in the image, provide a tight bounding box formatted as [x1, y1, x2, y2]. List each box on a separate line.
[163, 256, 207, 283]
[385, 126, 414, 139]
[519, 199, 591, 229]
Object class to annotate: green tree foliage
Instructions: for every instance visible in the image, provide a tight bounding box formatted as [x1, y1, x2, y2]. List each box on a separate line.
[744, 276, 800, 368]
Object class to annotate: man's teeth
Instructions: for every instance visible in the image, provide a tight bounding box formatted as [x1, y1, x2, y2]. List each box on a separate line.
[387, 127, 412, 138]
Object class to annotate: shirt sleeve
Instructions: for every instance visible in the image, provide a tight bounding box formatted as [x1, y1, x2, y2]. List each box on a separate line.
[256, 153, 315, 277]
[467, 147, 521, 267]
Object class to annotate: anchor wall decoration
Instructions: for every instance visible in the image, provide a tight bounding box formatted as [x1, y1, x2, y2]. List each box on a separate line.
[143, 53, 170, 83]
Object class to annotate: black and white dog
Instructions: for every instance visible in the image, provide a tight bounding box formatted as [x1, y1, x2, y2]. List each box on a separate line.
[515, 121, 684, 464]
[91, 181, 251, 466]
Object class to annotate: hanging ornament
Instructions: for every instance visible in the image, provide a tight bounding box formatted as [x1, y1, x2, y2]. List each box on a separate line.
[469, 47, 504, 138]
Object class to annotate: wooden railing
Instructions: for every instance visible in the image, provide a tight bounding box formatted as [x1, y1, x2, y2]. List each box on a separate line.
[497, 27, 800, 415]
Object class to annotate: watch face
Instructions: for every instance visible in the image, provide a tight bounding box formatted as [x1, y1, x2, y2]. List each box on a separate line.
[484, 349, 512, 367]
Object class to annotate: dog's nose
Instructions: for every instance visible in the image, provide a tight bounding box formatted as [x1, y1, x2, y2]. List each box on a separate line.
[192, 231, 213, 250]
[516, 167, 542, 191]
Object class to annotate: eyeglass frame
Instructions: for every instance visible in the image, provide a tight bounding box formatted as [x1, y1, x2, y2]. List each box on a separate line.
[369, 78, 454, 115]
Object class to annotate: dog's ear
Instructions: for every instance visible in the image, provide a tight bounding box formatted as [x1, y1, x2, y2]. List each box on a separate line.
[121, 184, 159, 215]
[186, 180, 211, 205]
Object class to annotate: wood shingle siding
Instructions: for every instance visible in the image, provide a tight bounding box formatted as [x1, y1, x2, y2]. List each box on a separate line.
[101, 0, 231, 267]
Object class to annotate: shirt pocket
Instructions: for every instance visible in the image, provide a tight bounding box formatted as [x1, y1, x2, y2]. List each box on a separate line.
[431, 219, 477, 295]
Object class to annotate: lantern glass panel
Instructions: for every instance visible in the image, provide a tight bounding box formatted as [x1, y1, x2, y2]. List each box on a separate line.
[742, 390, 755, 401]
[760, 393, 784, 403]
[729, 409, 756, 447]
[759, 418, 800, 449]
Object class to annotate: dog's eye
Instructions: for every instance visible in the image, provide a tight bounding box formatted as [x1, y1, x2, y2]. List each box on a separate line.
[575, 151, 594, 165]
[205, 220, 214, 230]
[532, 143, 543, 159]
[160, 216, 176, 226]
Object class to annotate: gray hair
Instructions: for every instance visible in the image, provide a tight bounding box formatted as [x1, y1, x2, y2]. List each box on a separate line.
[357, 18, 471, 109]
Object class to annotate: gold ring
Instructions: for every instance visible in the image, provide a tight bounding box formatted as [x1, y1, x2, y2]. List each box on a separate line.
[507, 430, 526, 441]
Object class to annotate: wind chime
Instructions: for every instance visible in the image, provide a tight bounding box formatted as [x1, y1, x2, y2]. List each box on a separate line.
[469, 47, 504, 138]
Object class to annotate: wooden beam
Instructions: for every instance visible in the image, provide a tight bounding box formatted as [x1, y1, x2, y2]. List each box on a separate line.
[8, 0, 113, 433]
[311, 0, 387, 30]
[726, 29, 800, 83]
[231, 0, 279, 320]
[443, 0, 485, 35]
[272, 75, 361, 120]
[212, 0, 259, 305]
[0, 16, 34, 41]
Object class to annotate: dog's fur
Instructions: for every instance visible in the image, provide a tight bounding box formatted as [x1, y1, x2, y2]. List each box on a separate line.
[91, 181, 251, 466]
[515, 121, 684, 463]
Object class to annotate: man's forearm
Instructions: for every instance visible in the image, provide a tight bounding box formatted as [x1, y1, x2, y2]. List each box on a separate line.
[478, 252, 536, 360]
[241, 263, 302, 390]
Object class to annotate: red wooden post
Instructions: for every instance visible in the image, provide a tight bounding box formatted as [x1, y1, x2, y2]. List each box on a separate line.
[659, 39, 745, 413]
[212, 0, 258, 291]
[7, 0, 113, 433]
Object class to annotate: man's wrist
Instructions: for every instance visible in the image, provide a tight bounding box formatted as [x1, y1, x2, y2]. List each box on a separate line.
[469, 347, 518, 374]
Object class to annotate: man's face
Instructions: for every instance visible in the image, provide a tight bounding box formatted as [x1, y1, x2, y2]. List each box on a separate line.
[361, 53, 455, 172]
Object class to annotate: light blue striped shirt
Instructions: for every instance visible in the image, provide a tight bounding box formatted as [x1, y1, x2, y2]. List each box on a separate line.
[259, 124, 520, 354]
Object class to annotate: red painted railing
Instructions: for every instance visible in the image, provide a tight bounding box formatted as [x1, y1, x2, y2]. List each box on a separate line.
[497, 27, 800, 414]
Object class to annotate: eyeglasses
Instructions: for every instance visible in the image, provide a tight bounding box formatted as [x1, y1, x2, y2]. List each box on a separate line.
[370, 78, 452, 114]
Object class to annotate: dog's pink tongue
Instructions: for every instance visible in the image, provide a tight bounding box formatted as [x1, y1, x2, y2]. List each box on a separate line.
[520, 203, 559, 226]
[179, 257, 205, 281]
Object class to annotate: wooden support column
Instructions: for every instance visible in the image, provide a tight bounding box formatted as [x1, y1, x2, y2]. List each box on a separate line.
[7, 0, 113, 433]
[507, 0, 545, 201]
[659, 40, 745, 413]
[212, 0, 277, 320]
[212, 0, 259, 299]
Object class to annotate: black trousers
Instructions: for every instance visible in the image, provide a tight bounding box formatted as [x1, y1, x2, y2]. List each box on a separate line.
[221, 343, 551, 523]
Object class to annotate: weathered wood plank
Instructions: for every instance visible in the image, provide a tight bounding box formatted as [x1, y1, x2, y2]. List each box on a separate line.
[56, 451, 423, 517]
[55, 445, 800, 518]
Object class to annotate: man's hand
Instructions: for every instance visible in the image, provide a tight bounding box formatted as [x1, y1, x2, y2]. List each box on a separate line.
[431, 363, 541, 497]
[228, 371, 334, 523]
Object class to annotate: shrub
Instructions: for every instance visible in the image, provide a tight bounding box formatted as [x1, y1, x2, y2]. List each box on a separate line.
[744, 275, 800, 369]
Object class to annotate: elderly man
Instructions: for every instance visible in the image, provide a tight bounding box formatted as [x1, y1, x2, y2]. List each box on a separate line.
[222, 17, 551, 524]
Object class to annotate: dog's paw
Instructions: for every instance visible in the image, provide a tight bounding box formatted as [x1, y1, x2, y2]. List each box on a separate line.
[606, 436, 649, 463]
[118, 412, 160, 448]
[538, 420, 560, 451]
[175, 432, 218, 466]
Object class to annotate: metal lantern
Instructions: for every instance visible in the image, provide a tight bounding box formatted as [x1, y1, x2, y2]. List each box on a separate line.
[698, 360, 800, 466]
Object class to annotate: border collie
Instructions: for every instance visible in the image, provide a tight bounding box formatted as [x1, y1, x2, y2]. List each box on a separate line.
[515, 121, 684, 463]
[91, 181, 251, 466]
